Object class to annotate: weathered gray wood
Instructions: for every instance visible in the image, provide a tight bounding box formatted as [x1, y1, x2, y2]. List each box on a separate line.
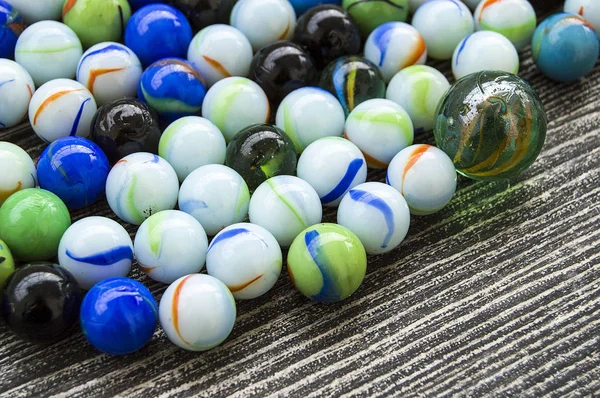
[1, 1, 599, 396]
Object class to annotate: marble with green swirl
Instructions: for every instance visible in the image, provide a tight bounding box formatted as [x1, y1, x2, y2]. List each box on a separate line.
[433, 71, 547, 181]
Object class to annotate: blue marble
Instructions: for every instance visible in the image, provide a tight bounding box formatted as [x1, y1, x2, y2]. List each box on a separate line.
[320, 158, 364, 204]
[125, 4, 193, 67]
[137, 58, 206, 123]
[0, 1, 23, 60]
[36, 137, 111, 210]
[532, 13, 600, 82]
[80, 278, 158, 356]
[349, 189, 394, 248]
[66, 246, 134, 266]
[289, 0, 341, 15]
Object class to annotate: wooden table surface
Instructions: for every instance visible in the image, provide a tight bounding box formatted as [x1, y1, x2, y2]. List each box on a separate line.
[1, 1, 599, 396]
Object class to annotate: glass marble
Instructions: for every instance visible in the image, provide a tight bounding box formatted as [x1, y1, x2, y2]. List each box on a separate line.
[345, 98, 414, 168]
[293, 5, 361, 70]
[287, 223, 366, 303]
[167, 0, 236, 32]
[0, 60, 34, 129]
[532, 13, 599, 82]
[187, 24, 253, 87]
[289, 0, 342, 15]
[37, 137, 110, 209]
[565, 0, 600, 32]
[297, 137, 367, 207]
[28, 79, 97, 143]
[386, 65, 450, 133]
[58, 217, 134, 290]
[342, 0, 408, 38]
[434, 71, 547, 181]
[178, 164, 250, 236]
[201, 76, 271, 142]
[275, 87, 345, 153]
[105, 152, 179, 225]
[1, 264, 82, 343]
[319, 55, 386, 117]
[0, 188, 71, 262]
[230, 0, 296, 52]
[138, 58, 207, 123]
[249, 176, 322, 247]
[387, 144, 457, 215]
[77, 42, 143, 106]
[0, 1, 24, 59]
[90, 98, 161, 165]
[159, 116, 227, 182]
[225, 124, 297, 192]
[14, 21, 83, 87]
[364, 22, 427, 83]
[474, 0, 536, 51]
[134, 210, 208, 284]
[411, 0, 474, 60]
[124, 4, 193, 67]
[4, 0, 63, 23]
[249, 41, 317, 108]
[337, 182, 410, 254]
[452, 31, 519, 80]
[206, 223, 282, 299]
[0, 141, 36, 206]
[0, 239, 15, 292]
[159, 273, 236, 351]
[62, 0, 132, 49]
[80, 277, 158, 355]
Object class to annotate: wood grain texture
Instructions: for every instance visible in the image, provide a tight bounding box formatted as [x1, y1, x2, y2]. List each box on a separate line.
[1, 1, 600, 396]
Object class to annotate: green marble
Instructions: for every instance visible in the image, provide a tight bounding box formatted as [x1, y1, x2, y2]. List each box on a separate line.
[433, 71, 547, 181]
[0, 189, 71, 262]
[287, 223, 367, 303]
[225, 124, 297, 192]
[0, 239, 15, 291]
[342, 0, 409, 38]
[63, 0, 132, 49]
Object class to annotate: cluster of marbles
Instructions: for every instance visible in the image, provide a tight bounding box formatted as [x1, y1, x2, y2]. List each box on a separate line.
[292, 5, 361, 70]
[532, 13, 599, 82]
[36, 137, 110, 209]
[15, 21, 83, 86]
[387, 144, 457, 215]
[4, 0, 63, 23]
[434, 71, 547, 181]
[62, 0, 132, 49]
[230, 0, 296, 52]
[135, 210, 208, 284]
[28, 79, 97, 143]
[167, 0, 237, 32]
[202, 76, 270, 142]
[344, 98, 414, 168]
[105, 152, 179, 225]
[337, 182, 410, 254]
[0, 188, 71, 261]
[342, 0, 408, 37]
[77, 42, 142, 106]
[0, 141, 36, 205]
[297, 137, 367, 207]
[159, 116, 226, 182]
[125, 4, 192, 67]
[80, 278, 158, 355]
[249, 176, 323, 247]
[386, 65, 450, 133]
[206, 223, 282, 299]
[0, 239, 15, 289]
[187, 24, 253, 87]
[58, 217, 134, 290]
[159, 273, 236, 351]
[411, 0, 474, 60]
[138, 58, 207, 123]
[225, 124, 297, 191]
[473, 0, 536, 51]
[319, 55, 386, 116]
[0, 60, 34, 129]
[0, 0, 24, 59]
[90, 98, 161, 165]
[452, 31, 519, 80]
[275, 86, 345, 153]
[287, 223, 367, 303]
[364, 22, 427, 83]
[564, 0, 600, 31]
